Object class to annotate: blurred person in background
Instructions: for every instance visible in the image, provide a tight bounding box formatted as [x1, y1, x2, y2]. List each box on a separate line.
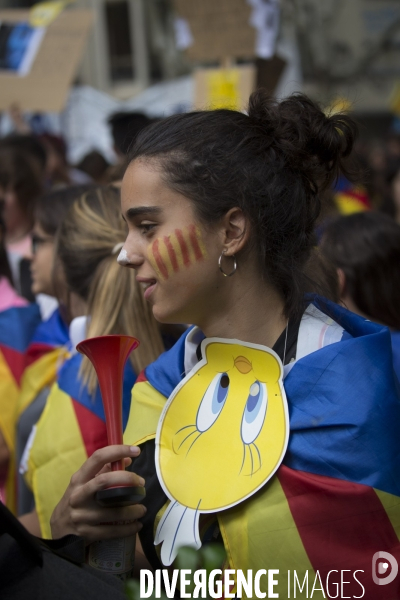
[0, 206, 41, 510]
[39, 133, 92, 187]
[108, 111, 153, 159]
[320, 211, 400, 379]
[0, 143, 43, 297]
[0, 144, 42, 256]
[0, 206, 30, 503]
[106, 111, 154, 184]
[386, 132, 400, 165]
[16, 185, 94, 518]
[6, 103, 91, 188]
[379, 162, 400, 224]
[75, 150, 110, 184]
[20, 186, 165, 537]
[363, 140, 388, 207]
[1, 134, 47, 187]
[0, 209, 27, 313]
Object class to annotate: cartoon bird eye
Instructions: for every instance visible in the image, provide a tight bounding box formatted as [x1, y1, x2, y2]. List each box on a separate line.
[241, 381, 268, 445]
[196, 372, 229, 432]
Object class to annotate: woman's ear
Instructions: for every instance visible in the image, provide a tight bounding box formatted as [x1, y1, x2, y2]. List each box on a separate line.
[221, 207, 250, 256]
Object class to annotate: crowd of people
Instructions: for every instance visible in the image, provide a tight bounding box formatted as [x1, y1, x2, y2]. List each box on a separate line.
[0, 94, 400, 599]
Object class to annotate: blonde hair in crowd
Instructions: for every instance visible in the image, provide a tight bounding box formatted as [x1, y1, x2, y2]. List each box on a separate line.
[57, 185, 165, 393]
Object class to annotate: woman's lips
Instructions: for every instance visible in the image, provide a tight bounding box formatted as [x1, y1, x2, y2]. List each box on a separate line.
[138, 278, 157, 300]
[144, 282, 156, 300]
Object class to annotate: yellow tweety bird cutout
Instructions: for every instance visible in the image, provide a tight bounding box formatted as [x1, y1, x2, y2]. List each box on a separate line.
[155, 338, 289, 566]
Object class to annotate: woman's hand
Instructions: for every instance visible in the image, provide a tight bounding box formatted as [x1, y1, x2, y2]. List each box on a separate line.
[50, 445, 146, 544]
[19, 509, 41, 537]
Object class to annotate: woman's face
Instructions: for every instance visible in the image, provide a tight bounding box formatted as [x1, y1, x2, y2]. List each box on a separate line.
[30, 223, 55, 296]
[121, 160, 225, 325]
[0, 185, 22, 235]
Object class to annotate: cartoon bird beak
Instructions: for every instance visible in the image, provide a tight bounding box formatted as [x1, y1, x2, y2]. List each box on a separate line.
[234, 355, 252, 374]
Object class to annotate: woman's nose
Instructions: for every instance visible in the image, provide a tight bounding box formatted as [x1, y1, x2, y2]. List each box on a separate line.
[116, 246, 144, 268]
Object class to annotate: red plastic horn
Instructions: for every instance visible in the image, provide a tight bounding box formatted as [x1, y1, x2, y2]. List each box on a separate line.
[77, 335, 145, 506]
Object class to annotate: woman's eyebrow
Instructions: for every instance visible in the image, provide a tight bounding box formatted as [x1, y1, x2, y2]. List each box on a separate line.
[125, 206, 162, 219]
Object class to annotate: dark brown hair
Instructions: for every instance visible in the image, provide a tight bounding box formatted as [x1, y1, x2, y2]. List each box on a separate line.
[36, 184, 96, 236]
[108, 111, 153, 155]
[320, 212, 400, 329]
[2, 134, 47, 172]
[129, 90, 357, 319]
[0, 212, 13, 285]
[0, 144, 43, 228]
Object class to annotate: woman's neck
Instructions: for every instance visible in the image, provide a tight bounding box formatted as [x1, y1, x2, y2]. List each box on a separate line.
[69, 292, 88, 321]
[199, 271, 287, 349]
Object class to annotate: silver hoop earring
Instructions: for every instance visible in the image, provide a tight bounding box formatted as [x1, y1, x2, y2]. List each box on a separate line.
[218, 251, 237, 277]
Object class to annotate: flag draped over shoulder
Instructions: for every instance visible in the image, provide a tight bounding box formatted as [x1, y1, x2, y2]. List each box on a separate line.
[26, 352, 136, 538]
[0, 304, 41, 511]
[18, 308, 70, 419]
[15, 308, 69, 516]
[123, 297, 400, 599]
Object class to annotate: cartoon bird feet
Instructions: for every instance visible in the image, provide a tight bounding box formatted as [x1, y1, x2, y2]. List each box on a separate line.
[154, 501, 201, 566]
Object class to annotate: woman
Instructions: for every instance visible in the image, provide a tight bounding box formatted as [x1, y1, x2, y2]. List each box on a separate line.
[0, 210, 27, 313]
[0, 144, 42, 292]
[0, 208, 39, 508]
[50, 93, 400, 598]
[380, 162, 400, 224]
[0, 205, 39, 508]
[320, 211, 400, 379]
[16, 186, 93, 517]
[22, 186, 165, 538]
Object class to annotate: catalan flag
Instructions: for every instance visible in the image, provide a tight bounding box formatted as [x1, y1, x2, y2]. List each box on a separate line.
[18, 307, 69, 420]
[148, 225, 207, 281]
[333, 175, 371, 215]
[16, 308, 69, 515]
[124, 297, 400, 599]
[0, 304, 41, 510]
[25, 352, 136, 538]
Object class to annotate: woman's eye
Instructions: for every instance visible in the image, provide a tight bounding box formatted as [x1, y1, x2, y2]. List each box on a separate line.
[240, 381, 268, 445]
[196, 373, 229, 432]
[140, 223, 156, 234]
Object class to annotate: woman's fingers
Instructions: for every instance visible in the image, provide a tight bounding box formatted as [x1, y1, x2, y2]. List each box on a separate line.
[91, 469, 145, 491]
[50, 446, 143, 540]
[74, 503, 147, 526]
[95, 456, 133, 476]
[70, 469, 145, 508]
[61, 503, 146, 543]
[71, 445, 140, 485]
[76, 521, 143, 544]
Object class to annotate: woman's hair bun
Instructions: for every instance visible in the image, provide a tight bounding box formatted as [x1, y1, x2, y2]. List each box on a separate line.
[248, 88, 358, 193]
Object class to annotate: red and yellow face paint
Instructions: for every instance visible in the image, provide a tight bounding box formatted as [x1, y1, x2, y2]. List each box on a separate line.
[148, 225, 208, 280]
